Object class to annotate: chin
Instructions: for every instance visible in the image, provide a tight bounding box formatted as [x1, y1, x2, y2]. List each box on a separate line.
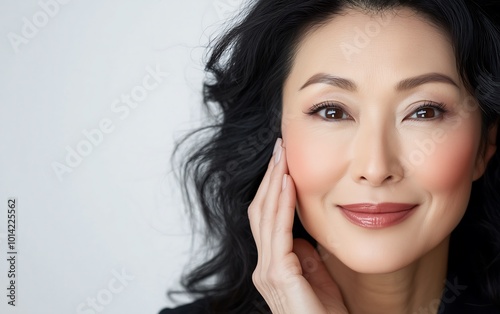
[316, 231, 450, 276]
[326, 244, 421, 274]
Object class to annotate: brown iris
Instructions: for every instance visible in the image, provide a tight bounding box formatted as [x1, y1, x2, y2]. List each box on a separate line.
[325, 108, 347, 119]
[415, 108, 437, 119]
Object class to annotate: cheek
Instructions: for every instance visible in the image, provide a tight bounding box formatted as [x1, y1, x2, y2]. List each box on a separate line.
[402, 119, 481, 233]
[283, 122, 350, 201]
[407, 122, 480, 194]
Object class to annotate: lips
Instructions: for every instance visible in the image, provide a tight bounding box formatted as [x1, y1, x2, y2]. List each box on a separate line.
[338, 203, 418, 229]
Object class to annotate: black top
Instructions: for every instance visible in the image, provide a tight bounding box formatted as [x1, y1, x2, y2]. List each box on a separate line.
[159, 298, 210, 314]
[159, 286, 500, 314]
[160, 268, 499, 314]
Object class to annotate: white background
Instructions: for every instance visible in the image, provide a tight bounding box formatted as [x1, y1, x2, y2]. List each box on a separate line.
[0, 0, 244, 313]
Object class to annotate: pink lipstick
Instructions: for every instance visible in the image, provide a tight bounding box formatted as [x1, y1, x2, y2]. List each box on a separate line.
[338, 203, 418, 229]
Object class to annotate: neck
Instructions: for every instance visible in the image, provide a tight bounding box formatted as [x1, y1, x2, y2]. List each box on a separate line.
[318, 237, 449, 314]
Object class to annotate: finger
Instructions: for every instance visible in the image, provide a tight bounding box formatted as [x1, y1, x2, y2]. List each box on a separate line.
[250, 138, 282, 208]
[248, 138, 282, 251]
[259, 144, 288, 264]
[271, 173, 297, 259]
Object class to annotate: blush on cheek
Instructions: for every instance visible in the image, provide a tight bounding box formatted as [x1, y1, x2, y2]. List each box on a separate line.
[412, 129, 479, 192]
[286, 145, 320, 194]
[284, 126, 349, 198]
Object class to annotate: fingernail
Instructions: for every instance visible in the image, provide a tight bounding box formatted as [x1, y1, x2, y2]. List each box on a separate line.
[273, 138, 282, 155]
[274, 143, 282, 165]
[282, 174, 287, 191]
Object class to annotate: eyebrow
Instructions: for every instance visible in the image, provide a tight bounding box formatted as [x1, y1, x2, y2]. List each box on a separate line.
[300, 73, 356, 91]
[299, 72, 459, 91]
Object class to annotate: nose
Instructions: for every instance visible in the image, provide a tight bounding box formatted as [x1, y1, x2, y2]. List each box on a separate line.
[350, 122, 404, 187]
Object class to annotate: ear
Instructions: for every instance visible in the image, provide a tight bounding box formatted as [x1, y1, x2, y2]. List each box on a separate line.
[473, 121, 498, 181]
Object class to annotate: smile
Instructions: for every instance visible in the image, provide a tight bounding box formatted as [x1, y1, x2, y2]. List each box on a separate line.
[337, 203, 418, 229]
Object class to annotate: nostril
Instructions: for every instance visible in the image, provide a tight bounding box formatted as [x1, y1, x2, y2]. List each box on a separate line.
[359, 174, 395, 185]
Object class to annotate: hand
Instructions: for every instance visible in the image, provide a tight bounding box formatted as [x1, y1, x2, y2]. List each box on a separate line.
[248, 138, 348, 314]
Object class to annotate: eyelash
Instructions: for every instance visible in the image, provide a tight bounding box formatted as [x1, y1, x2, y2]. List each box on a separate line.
[307, 101, 448, 121]
[409, 102, 447, 120]
[307, 101, 352, 121]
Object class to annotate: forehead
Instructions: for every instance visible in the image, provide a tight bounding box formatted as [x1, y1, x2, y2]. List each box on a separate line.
[285, 8, 459, 91]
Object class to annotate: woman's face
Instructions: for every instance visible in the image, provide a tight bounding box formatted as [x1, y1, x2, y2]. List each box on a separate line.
[282, 8, 495, 273]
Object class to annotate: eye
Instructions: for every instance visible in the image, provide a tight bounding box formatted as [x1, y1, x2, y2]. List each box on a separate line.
[307, 101, 352, 121]
[407, 102, 447, 120]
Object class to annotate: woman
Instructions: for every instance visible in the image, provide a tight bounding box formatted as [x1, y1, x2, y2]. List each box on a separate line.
[161, 0, 500, 313]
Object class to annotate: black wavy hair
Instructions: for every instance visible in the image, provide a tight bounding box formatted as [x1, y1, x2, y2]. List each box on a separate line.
[170, 0, 500, 312]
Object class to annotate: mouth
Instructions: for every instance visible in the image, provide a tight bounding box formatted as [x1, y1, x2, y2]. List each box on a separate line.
[337, 203, 418, 229]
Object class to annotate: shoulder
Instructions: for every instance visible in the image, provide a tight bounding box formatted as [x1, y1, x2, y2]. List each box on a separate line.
[159, 298, 210, 314]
